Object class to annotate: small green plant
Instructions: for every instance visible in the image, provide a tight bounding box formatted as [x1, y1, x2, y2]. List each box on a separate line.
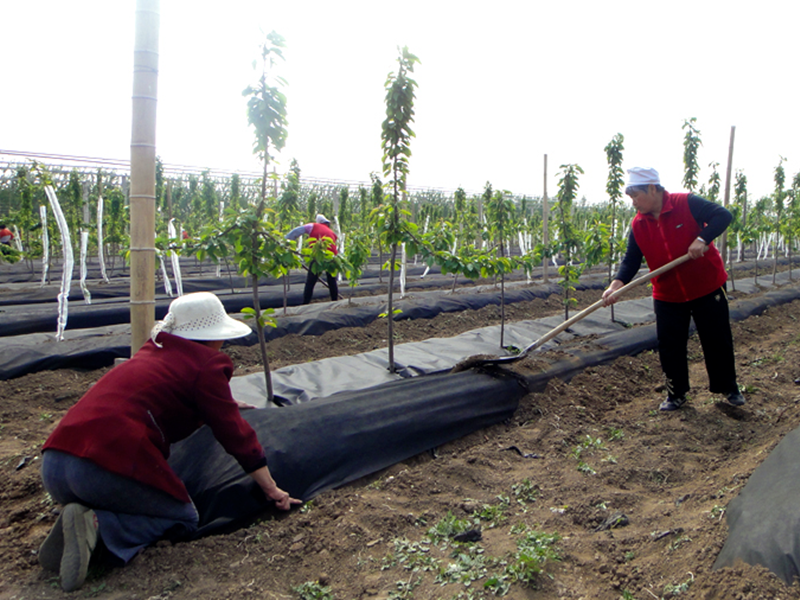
[426, 512, 472, 544]
[39, 412, 54, 421]
[663, 573, 694, 596]
[668, 534, 692, 552]
[576, 461, 596, 475]
[511, 478, 539, 506]
[502, 531, 561, 585]
[299, 500, 315, 514]
[510, 523, 528, 535]
[472, 495, 510, 527]
[709, 505, 726, 521]
[434, 545, 491, 585]
[620, 590, 638, 600]
[623, 551, 636, 562]
[293, 580, 334, 600]
[388, 576, 420, 600]
[382, 538, 439, 573]
[607, 427, 625, 442]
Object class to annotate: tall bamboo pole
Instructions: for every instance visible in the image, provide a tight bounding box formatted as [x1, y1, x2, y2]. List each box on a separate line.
[542, 154, 549, 283]
[720, 126, 735, 264]
[129, 0, 160, 353]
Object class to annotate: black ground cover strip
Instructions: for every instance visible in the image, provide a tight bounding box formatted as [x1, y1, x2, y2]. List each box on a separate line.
[168, 369, 526, 537]
[0, 280, 603, 379]
[713, 425, 800, 584]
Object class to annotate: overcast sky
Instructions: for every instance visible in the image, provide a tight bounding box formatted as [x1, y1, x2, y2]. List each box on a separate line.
[1, 0, 798, 204]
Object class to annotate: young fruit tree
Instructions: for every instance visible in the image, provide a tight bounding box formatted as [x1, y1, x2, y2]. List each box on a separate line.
[603, 133, 625, 321]
[555, 164, 584, 319]
[216, 29, 291, 404]
[376, 46, 420, 374]
[771, 156, 787, 284]
[682, 117, 702, 193]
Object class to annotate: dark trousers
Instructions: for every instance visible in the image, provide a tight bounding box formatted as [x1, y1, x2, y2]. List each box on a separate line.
[303, 264, 338, 304]
[654, 286, 738, 399]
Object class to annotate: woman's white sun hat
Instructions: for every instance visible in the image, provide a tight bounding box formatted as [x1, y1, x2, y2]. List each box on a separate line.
[150, 292, 252, 345]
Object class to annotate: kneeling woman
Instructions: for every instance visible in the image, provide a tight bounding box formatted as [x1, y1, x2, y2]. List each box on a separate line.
[39, 292, 300, 591]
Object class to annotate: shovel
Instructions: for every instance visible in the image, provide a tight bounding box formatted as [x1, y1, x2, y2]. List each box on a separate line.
[454, 253, 691, 369]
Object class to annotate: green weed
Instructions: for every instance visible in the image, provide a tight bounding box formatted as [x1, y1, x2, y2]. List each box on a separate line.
[472, 496, 510, 526]
[382, 538, 439, 573]
[434, 545, 491, 585]
[511, 478, 539, 506]
[606, 427, 625, 441]
[293, 580, 334, 600]
[662, 573, 694, 596]
[426, 511, 472, 544]
[388, 576, 419, 600]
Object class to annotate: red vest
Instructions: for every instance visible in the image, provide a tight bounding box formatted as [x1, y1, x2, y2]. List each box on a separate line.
[631, 192, 727, 302]
[309, 223, 338, 255]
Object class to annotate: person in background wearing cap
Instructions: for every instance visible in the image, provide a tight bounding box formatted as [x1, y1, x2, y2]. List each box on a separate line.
[37, 292, 301, 592]
[286, 214, 340, 304]
[602, 167, 745, 412]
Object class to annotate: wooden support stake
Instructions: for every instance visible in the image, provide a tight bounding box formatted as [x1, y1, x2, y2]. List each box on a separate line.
[129, 0, 160, 353]
[720, 126, 736, 263]
[542, 154, 549, 283]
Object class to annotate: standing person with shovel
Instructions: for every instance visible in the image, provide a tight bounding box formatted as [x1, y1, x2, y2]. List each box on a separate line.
[602, 167, 745, 411]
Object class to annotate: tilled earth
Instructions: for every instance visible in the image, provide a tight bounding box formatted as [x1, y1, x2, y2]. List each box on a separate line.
[3, 269, 800, 599]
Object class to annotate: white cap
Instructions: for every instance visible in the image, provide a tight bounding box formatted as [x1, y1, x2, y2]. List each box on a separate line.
[626, 167, 661, 188]
[315, 213, 330, 224]
[150, 292, 252, 345]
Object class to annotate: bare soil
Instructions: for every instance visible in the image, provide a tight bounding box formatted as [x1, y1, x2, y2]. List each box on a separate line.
[3, 271, 800, 599]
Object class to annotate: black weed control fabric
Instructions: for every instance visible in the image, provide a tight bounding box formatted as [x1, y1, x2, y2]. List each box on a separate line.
[713, 425, 800, 584]
[0, 281, 587, 379]
[168, 369, 526, 537]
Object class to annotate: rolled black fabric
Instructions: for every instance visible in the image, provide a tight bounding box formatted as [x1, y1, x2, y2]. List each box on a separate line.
[168, 369, 525, 537]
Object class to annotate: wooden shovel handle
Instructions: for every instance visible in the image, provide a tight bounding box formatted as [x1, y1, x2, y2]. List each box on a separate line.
[517, 253, 691, 357]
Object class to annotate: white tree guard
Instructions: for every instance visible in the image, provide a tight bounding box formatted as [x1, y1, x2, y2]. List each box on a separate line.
[12, 225, 23, 252]
[400, 242, 407, 298]
[167, 219, 184, 296]
[40, 205, 49, 287]
[79, 231, 91, 304]
[45, 186, 73, 341]
[159, 252, 174, 297]
[215, 201, 223, 278]
[337, 230, 345, 284]
[96, 195, 110, 283]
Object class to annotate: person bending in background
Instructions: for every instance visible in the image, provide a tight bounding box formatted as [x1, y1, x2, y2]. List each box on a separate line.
[38, 292, 300, 592]
[0, 223, 14, 245]
[286, 213, 339, 304]
[602, 167, 745, 412]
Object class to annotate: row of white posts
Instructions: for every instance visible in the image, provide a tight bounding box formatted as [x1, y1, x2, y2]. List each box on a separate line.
[32, 186, 186, 341]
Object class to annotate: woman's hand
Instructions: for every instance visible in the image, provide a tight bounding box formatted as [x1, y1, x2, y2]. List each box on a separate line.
[249, 465, 302, 511]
